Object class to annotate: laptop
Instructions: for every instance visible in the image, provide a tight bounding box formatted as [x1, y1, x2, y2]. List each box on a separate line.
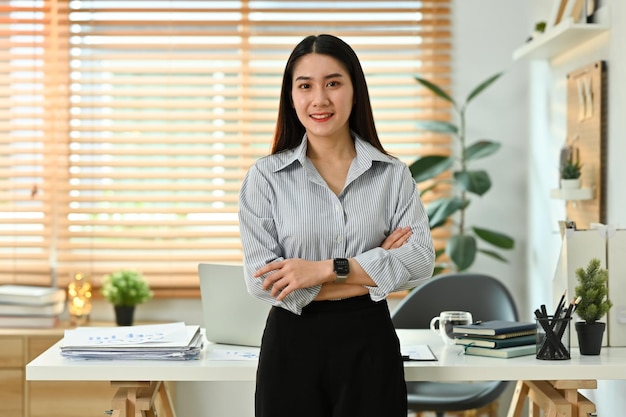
[198, 263, 271, 347]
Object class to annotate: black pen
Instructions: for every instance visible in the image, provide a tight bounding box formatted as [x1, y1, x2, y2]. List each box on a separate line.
[556, 296, 582, 340]
[553, 290, 566, 319]
[564, 296, 582, 319]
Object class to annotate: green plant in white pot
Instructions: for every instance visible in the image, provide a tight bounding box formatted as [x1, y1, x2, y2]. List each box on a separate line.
[101, 269, 153, 326]
[574, 258, 612, 355]
[560, 153, 582, 189]
[409, 73, 515, 273]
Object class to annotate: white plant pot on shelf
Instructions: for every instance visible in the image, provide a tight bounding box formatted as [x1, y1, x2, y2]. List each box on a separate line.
[561, 178, 581, 189]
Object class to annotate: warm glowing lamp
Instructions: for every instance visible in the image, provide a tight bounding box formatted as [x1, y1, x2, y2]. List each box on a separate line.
[68, 272, 92, 325]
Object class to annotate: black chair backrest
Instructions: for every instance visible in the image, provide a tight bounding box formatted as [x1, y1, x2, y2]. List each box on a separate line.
[391, 273, 519, 329]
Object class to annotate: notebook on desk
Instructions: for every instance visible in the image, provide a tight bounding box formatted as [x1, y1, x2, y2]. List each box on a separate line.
[198, 263, 271, 347]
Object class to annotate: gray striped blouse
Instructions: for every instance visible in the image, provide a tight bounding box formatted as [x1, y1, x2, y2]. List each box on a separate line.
[238, 133, 435, 315]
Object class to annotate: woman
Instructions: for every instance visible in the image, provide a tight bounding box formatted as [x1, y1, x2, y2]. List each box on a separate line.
[238, 34, 435, 417]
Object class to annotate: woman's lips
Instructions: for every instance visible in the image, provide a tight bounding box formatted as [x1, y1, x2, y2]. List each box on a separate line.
[310, 113, 333, 121]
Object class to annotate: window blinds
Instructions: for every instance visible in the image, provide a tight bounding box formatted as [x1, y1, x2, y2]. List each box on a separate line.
[0, 0, 451, 290]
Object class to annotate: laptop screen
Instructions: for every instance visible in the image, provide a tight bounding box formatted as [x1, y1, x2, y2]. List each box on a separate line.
[198, 263, 271, 347]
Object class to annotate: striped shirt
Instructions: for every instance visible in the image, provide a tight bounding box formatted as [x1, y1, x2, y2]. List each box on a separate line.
[238, 133, 435, 315]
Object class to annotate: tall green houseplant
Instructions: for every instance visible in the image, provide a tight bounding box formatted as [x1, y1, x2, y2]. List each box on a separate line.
[410, 73, 514, 272]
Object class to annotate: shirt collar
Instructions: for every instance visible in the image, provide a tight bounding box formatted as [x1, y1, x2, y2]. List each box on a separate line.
[273, 131, 392, 173]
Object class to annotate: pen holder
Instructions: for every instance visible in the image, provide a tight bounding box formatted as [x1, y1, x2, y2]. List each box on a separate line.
[536, 316, 571, 360]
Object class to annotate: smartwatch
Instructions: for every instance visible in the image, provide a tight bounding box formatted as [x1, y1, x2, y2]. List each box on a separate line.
[333, 258, 349, 283]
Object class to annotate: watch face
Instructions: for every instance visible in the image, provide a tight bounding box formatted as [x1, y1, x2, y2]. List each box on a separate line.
[334, 258, 349, 274]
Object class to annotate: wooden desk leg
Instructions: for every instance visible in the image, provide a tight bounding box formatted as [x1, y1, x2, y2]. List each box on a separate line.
[506, 381, 529, 417]
[111, 381, 177, 417]
[575, 393, 596, 417]
[526, 381, 573, 417]
[112, 382, 150, 417]
[507, 380, 597, 417]
[530, 400, 540, 417]
[157, 382, 177, 417]
[551, 380, 597, 417]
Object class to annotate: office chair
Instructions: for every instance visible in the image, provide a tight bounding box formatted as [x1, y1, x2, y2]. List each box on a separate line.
[391, 273, 519, 417]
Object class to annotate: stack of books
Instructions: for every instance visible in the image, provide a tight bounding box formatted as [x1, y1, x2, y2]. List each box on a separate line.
[452, 320, 537, 358]
[0, 285, 67, 328]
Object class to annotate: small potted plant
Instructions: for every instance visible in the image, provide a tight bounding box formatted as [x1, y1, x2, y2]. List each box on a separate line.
[560, 154, 582, 189]
[574, 258, 612, 355]
[101, 269, 153, 326]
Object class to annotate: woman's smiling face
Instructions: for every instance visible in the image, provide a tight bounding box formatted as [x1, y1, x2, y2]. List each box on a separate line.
[291, 53, 354, 142]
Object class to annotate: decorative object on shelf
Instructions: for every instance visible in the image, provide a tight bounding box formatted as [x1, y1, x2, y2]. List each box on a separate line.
[562, 0, 587, 24]
[547, 0, 570, 28]
[560, 146, 582, 189]
[574, 258, 612, 355]
[526, 21, 547, 43]
[408, 73, 515, 273]
[67, 272, 93, 325]
[535, 21, 547, 33]
[101, 269, 153, 326]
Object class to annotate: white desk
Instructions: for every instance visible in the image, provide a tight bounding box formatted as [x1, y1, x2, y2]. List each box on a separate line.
[26, 330, 626, 416]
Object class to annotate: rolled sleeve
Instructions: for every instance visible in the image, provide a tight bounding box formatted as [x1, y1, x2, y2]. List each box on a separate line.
[354, 167, 435, 299]
[238, 165, 320, 315]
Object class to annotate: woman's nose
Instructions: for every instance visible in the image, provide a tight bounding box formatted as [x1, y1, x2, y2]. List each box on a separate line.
[312, 88, 329, 106]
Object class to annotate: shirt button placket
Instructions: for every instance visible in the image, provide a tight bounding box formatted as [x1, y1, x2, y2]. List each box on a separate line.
[334, 199, 346, 252]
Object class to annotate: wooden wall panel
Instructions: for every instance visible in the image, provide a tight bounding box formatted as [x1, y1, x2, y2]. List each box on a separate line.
[564, 60, 607, 229]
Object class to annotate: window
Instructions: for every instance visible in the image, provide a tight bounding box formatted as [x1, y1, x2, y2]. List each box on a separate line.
[0, 0, 451, 292]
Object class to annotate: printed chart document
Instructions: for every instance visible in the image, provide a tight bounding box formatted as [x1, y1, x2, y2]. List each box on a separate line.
[206, 345, 260, 361]
[60, 322, 203, 360]
[401, 345, 438, 361]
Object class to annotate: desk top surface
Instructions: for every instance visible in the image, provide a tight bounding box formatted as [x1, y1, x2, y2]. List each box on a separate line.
[26, 329, 626, 382]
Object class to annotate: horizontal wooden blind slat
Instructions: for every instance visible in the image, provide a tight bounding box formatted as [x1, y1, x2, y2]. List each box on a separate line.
[1, 0, 452, 290]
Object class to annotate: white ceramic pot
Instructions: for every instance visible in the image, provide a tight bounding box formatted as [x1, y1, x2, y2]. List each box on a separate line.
[560, 178, 581, 189]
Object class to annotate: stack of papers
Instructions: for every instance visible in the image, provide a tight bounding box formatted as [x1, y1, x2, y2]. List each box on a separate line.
[60, 322, 203, 360]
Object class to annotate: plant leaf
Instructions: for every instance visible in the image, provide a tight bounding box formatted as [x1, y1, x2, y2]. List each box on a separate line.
[426, 197, 465, 229]
[473, 226, 515, 249]
[465, 72, 503, 104]
[446, 235, 477, 271]
[409, 155, 453, 183]
[432, 264, 447, 276]
[465, 140, 501, 162]
[454, 170, 491, 196]
[416, 120, 458, 134]
[419, 182, 438, 196]
[477, 248, 509, 262]
[415, 76, 455, 104]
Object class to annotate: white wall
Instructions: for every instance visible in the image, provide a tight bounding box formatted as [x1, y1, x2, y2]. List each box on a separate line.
[452, 0, 531, 318]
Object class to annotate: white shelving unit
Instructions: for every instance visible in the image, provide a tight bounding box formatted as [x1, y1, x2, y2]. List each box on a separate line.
[513, 17, 609, 61]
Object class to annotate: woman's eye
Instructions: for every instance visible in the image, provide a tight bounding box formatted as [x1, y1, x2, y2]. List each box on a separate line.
[327, 81, 339, 87]
[298, 83, 310, 89]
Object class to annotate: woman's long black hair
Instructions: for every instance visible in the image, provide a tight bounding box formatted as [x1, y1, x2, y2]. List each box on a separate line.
[271, 34, 387, 155]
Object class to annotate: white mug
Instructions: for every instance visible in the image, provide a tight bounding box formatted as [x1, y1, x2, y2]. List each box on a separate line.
[430, 311, 473, 345]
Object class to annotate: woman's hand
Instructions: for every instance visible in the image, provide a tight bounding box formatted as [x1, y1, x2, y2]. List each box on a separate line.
[254, 259, 332, 301]
[256, 227, 412, 301]
[381, 226, 412, 250]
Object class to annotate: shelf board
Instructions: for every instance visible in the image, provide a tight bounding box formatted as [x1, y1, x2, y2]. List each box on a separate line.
[550, 187, 593, 201]
[513, 18, 609, 61]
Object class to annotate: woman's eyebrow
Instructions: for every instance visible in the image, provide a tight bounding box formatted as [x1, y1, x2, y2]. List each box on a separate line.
[294, 73, 344, 82]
